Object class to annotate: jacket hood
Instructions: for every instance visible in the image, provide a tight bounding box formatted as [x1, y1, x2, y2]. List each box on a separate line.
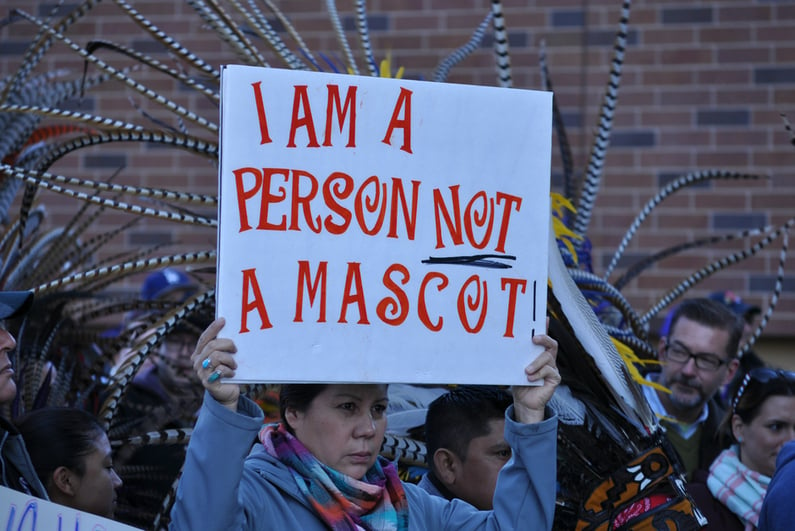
[246, 443, 316, 510]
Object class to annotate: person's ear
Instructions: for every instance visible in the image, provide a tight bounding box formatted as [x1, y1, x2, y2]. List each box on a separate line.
[723, 358, 740, 386]
[52, 466, 77, 497]
[432, 448, 459, 487]
[284, 406, 301, 431]
[731, 414, 745, 445]
[658, 337, 668, 360]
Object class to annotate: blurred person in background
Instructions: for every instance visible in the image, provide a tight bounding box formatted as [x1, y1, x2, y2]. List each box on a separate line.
[15, 407, 122, 518]
[108, 268, 210, 528]
[0, 290, 47, 498]
[706, 291, 766, 409]
[688, 368, 795, 530]
[645, 298, 742, 480]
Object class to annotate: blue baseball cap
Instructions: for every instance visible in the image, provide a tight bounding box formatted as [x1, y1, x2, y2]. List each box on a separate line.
[708, 291, 761, 319]
[140, 268, 196, 301]
[0, 290, 33, 320]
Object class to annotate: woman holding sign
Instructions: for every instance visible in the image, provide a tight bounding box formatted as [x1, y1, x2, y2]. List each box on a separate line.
[170, 318, 559, 530]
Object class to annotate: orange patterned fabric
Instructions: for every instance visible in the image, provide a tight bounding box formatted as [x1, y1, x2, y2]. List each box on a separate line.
[575, 447, 705, 530]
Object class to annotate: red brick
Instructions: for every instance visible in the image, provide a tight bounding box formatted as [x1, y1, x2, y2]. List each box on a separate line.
[658, 130, 711, 146]
[778, 6, 795, 20]
[715, 130, 769, 147]
[660, 49, 713, 65]
[640, 151, 696, 167]
[643, 28, 697, 46]
[717, 47, 771, 64]
[716, 90, 769, 105]
[392, 14, 444, 31]
[640, 110, 693, 127]
[694, 193, 750, 210]
[699, 27, 752, 44]
[755, 25, 795, 43]
[659, 89, 713, 106]
[752, 150, 795, 167]
[643, 70, 696, 86]
[718, 6, 773, 23]
[696, 68, 750, 85]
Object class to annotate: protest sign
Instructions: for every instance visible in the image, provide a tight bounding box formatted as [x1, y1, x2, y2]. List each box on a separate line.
[1, 485, 139, 530]
[217, 65, 552, 385]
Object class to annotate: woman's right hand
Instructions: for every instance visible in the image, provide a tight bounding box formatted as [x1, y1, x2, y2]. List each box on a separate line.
[191, 317, 240, 410]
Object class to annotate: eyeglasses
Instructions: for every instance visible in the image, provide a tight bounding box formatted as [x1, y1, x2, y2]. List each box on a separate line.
[732, 367, 795, 412]
[663, 341, 728, 372]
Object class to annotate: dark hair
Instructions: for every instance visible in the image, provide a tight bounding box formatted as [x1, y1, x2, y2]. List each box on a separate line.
[424, 386, 512, 472]
[723, 350, 766, 405]
[279, 384, 329, 434]
[719, 368, 795, 446]
[15, 407, 105, 487]
[667, 298, 744, 359]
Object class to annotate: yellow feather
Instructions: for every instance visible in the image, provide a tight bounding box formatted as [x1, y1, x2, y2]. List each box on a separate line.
[378, 53, 404, 79]
[552, 216, 585, 267]
[380, 54, 392, 78]
[550, 192, 576, 218]
[611, 337, 671, 394]
[552, 216, 581, 241]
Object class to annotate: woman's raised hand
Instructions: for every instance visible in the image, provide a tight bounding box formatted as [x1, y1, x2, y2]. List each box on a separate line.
[191, 317, 240, 410]
[512, 331, 560, 424]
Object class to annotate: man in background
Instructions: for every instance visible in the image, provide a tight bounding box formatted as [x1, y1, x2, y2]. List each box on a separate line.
[645, 297, 742, 480]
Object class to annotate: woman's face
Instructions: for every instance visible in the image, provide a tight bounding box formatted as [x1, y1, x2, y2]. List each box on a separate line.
[70, 433, 123, 518]
[733, 394, 795, 477]
[287, 384, 389, 479]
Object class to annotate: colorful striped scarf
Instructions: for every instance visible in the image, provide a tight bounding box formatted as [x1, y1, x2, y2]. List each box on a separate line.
[259, 424, 409, 531]
[707, 445, 770, 529]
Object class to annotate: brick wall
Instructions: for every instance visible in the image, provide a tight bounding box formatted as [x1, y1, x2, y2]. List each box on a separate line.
[1, 1, 794, 341]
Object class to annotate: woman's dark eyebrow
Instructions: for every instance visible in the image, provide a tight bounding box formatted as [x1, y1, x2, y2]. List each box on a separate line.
[331, 392, 389, 402]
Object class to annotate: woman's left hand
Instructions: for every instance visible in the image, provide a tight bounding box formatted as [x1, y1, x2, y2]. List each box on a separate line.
[191, 317, 240, 410]
[512, 331, 560, 424]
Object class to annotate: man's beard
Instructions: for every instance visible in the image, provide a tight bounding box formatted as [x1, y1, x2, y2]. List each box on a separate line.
[667, 375, 706, 410]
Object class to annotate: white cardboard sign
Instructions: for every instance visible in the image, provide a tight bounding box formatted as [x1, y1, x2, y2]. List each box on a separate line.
[0, 486, 140, 530]
[217, 65, 552, 385]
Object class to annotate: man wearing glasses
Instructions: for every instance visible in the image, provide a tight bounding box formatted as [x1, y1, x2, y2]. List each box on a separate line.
[643, 298, 743, 480]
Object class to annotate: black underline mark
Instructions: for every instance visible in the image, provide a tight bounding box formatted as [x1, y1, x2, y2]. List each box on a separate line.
[421, 254, 516, 269]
